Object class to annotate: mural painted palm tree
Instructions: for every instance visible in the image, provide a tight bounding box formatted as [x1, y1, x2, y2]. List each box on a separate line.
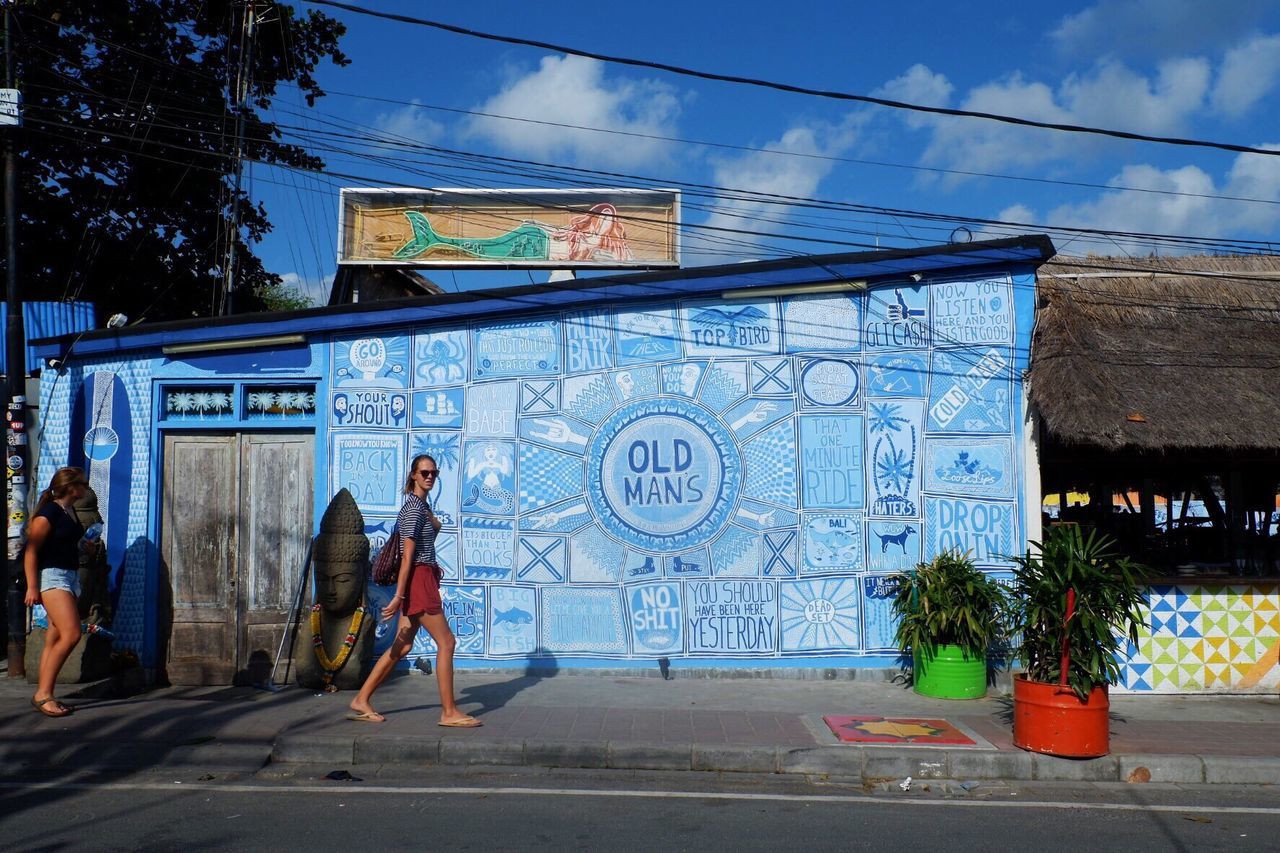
[278, 390, 314, 414]
[869, 402, 908, 436]
[876, 445, 913, 495]
[248, 391, 277, 413]
[868, 402, 917, 515]
[415, 433, 460, 469]
[242, 387, 317, 416]
[167, 392, 196, 415]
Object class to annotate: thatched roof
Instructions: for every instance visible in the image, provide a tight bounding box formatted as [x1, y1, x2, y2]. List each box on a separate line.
[1030, 254, 1280, 451]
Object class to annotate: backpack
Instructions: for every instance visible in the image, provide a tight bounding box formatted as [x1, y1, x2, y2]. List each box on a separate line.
[370, 525, 402, 586]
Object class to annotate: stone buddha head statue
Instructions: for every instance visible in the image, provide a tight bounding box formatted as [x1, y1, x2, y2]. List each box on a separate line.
[315, 556, 363, 616]
[298, 488, 375, 691]
[312, 488, 369, 618]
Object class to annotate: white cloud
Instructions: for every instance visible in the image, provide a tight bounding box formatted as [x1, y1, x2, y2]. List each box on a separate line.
[1009, 146, 1280, 253]
[995, 204, 1037, 228]
[915, 73, 1073, 182]
[373, 100, 445, 144]
[1212, 33, 1280, 117]
[699, 119, 862, 261]
[1059, 58, 1209, 133]
[1051, 0, 1271, 60]
[875, 64, 952, 128]
[463, 55, 681, 168]
[1222, 144, 1280, 219]
[908, 59, 1208, 184]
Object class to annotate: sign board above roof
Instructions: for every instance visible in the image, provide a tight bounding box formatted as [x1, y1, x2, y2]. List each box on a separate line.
[338, 188, 680, 269]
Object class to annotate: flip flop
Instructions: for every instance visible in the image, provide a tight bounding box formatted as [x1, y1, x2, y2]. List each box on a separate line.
[438, 716, 482, 728]
[32, 697, 72, 718]
[345, 710, 385, 723]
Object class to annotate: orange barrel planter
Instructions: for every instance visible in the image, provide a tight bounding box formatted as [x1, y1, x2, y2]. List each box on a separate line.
[1012, 674, 1110, 757]
[913, 644, 987, 699]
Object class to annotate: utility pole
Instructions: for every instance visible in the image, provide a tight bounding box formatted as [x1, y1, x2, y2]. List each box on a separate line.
[221, 1, 257, 316]
[2, 0, 26, 675]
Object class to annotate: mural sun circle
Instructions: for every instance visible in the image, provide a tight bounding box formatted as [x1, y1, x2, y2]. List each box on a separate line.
[588, 398, 741, 551]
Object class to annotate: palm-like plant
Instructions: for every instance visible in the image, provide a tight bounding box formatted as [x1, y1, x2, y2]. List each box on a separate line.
[892, 550, 1010, 662]
[1008, 526, 1149, 701]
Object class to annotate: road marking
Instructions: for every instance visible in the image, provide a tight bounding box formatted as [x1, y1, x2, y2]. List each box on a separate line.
[0, 780, 1278, 815]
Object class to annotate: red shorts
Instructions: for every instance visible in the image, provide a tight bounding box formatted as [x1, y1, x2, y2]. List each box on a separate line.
[402, 562, 444, 617]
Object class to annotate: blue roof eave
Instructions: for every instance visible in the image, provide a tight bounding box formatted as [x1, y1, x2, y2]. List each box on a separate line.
[30, 235, 1054, 362]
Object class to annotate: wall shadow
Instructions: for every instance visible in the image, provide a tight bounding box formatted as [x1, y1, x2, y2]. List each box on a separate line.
[126, 535, 172, 686]
[455, 649, 560, 717]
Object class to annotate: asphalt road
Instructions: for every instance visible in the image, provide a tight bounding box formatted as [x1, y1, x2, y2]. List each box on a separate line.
[2, 766, 1278, 851]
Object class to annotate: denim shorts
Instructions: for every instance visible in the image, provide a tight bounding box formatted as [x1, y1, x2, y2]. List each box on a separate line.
[40, 568, 81, 597]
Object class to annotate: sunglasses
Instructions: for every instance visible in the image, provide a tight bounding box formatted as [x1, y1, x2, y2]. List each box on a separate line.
[416, 469, 439, 479]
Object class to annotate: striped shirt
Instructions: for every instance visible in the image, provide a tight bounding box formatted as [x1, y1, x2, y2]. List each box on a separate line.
[397, 493, 438, 565]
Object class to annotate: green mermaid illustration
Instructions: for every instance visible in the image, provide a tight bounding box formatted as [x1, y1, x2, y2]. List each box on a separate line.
[392, 203, 635, 263]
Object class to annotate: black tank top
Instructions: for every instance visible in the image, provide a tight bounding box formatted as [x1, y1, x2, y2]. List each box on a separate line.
[35, 502, 83, 571]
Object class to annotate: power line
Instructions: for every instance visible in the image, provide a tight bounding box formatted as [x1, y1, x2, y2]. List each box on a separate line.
[31, 115, 1280, 311]
[25, 28, 1280, 262]
[306, 0, 1280, 159]
[27, 11, 1280, 211]
[27, 99, 1280, 264]
[25, 52, 1280, 264]
[301, 87, 1280, 209]
[25, 118, 1280, 361]
[266, 115, 1280, 255]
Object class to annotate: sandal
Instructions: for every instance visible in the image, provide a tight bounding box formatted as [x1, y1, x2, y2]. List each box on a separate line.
[438, 715, 482, 728]
[32, 697, 73, 718]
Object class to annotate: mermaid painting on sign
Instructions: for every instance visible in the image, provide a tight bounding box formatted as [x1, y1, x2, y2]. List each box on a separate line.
[549, 203, 634, 262]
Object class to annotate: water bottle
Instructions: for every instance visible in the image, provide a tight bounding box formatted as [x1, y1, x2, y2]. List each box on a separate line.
[83, 522, 104, 543]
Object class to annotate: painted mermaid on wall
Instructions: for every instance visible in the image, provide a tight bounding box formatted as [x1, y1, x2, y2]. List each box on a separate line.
[462, 442, 515, 514]
[549, 203, 635, 262]
[393, 202, 636, 264]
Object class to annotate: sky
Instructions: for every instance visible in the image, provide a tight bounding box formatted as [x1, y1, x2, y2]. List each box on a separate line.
[254, 0, 1280, 305]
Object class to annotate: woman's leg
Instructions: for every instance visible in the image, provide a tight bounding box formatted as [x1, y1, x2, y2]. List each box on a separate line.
[35, 588, 80, 708]
[418, 611, 475, 724]
[349, 615, 415, 718]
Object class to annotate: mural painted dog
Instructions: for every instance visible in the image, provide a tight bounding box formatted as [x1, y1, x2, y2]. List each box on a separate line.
[875, 525, 917, 554]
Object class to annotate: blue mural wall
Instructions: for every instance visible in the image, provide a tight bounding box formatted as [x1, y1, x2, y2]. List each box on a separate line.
[36, 343, 325, 669]
[38, 358, 156, 662]
[332, 272, 1036, 664]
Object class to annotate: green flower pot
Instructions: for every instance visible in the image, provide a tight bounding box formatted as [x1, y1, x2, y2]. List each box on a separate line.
[913, 644, 987, 699]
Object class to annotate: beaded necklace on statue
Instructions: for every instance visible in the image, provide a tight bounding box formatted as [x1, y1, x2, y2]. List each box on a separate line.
[310, 602, 367, 692]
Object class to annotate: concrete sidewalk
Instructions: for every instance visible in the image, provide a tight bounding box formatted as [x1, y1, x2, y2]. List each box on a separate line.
[2, 668, 1277, 786]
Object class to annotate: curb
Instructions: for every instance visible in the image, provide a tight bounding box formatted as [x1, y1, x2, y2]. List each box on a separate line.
[0, 738, 274, 771]
[268, 735, 1280, 785]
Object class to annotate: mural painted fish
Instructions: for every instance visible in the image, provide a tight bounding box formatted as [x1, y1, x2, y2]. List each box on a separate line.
[494, 606, 533, 627]
[394, 211, 550, 261]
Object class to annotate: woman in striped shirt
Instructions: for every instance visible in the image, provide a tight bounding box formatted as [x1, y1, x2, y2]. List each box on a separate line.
[348, 454, 480, 727]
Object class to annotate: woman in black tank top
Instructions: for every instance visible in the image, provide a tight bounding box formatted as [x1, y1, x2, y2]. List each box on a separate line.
[24, 467, 91, 717]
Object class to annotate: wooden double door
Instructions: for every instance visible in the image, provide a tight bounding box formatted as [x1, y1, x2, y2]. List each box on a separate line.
[161, 432, 314, 685]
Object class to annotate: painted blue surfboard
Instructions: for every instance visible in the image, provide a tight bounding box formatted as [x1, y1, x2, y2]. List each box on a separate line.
[69, 370, 132, 590]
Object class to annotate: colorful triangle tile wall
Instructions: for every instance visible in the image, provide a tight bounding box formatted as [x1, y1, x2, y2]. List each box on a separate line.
[1115, 583, 1280, 694]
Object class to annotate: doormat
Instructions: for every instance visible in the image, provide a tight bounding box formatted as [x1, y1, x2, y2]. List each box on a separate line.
[822, 715, 978, 746]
